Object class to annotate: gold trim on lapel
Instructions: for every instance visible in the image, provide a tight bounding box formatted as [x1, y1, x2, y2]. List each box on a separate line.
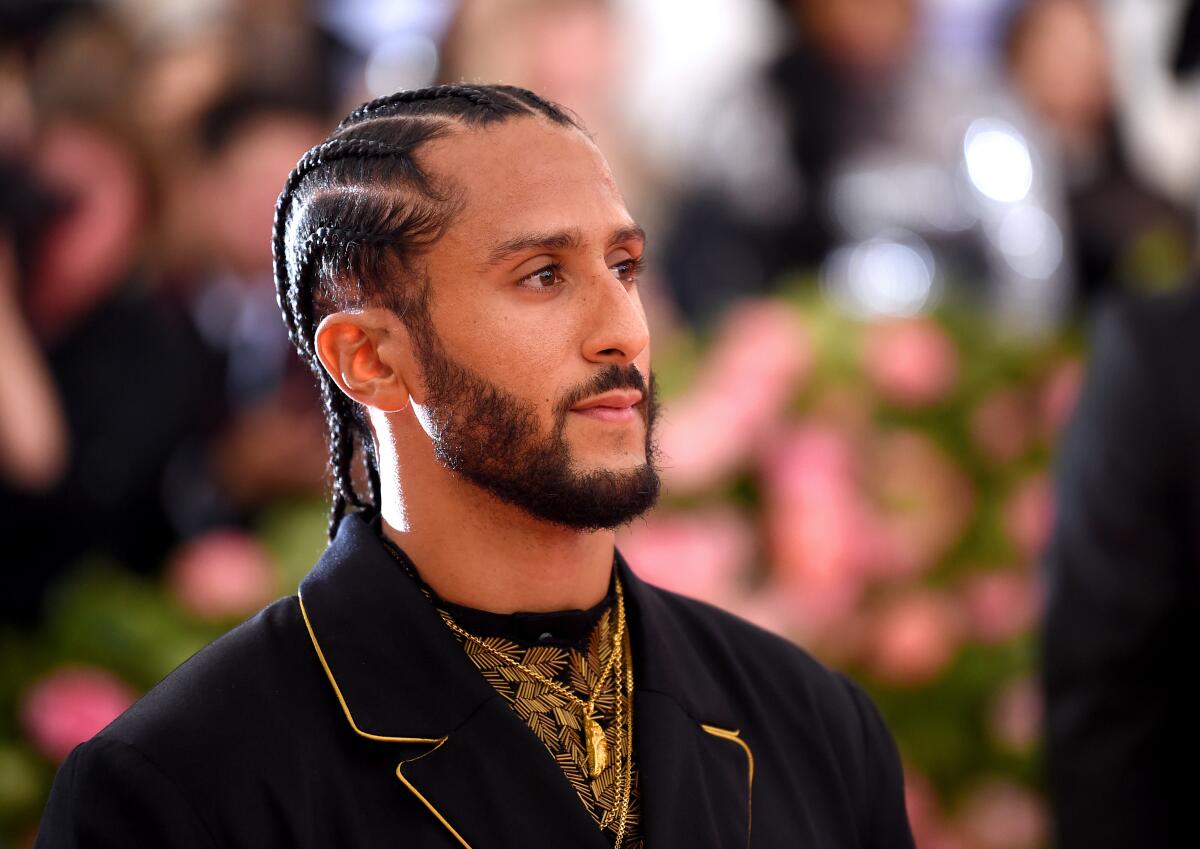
[299, 593, 443, 746]
[701, 724, 755, 845]
[396, 743, 474, 849]
[300, 594, 477, 848]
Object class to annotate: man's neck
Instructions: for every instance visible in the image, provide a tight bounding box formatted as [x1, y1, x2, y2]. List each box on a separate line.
[379, 479, 616, 614]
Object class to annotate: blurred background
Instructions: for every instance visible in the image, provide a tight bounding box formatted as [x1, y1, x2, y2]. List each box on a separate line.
[1, 0, 1198, 846]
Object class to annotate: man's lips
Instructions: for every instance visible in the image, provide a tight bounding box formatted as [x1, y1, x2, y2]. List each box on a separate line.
[570, 391, 644, 422]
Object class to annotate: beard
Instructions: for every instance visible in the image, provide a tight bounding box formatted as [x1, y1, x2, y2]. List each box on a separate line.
[410, 326, 661, 530]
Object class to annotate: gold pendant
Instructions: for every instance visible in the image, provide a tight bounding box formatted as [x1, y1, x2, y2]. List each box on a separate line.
[584, 713, 608, 777]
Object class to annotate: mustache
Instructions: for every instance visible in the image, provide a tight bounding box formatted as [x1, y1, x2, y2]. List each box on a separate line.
[555, 364, 649, 416]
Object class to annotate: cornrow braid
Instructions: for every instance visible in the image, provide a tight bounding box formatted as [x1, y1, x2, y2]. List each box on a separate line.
[272, 139, 424, 350]
[488, 84, 577, 124]
[335, 84, 499, 131]
[272, 84, 583, 538]
[285, 226, 399, 367]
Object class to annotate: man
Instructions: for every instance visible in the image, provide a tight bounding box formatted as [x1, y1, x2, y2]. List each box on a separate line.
[1043, 9, 1200, 843]
[1042, 286, 1200, 848]
[37, 84, 915, 848]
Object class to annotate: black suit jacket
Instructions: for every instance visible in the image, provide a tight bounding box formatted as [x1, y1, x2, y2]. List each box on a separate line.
[1043, 288, 1200, 848]
[37, 512, 915, 848]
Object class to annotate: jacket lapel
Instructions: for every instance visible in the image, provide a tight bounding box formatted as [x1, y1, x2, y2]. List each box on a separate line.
[620, 555, 755, 849]
[396, 697, 610, 849]
[299, 513, 609, 849]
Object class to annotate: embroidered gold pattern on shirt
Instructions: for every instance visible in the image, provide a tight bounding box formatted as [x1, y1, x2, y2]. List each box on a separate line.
[447, 609, 643, 847]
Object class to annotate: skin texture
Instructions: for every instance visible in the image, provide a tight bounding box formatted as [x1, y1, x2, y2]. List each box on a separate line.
[314, 117, 651, 613]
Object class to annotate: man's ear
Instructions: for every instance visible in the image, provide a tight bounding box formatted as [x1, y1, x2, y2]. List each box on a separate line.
[314, 308, 412, 412]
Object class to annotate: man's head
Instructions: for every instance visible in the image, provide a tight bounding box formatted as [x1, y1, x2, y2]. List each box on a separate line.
[272, 85, 659, 538]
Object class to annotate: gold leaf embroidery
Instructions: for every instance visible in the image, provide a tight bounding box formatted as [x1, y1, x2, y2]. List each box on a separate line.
[449, 627, 642, 844]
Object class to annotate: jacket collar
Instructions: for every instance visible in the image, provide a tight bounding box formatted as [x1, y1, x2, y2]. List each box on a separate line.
[297, 510, 495, 741]
[299, 511, 753, 849]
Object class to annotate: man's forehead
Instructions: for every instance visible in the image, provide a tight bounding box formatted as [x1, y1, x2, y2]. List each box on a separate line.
[423, 118, 630, 241]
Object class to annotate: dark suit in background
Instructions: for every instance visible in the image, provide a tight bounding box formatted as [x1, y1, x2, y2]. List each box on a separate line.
[1043, 287, 1200, 848]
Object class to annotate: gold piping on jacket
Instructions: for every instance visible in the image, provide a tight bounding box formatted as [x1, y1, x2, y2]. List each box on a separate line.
[299, 594, 474, 847]
[395, 744, 474, 849]
[298, 593, 443, 744]
[701, 724, 754, 846]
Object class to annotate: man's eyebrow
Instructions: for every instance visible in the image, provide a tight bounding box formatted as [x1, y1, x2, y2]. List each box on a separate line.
[611, 224, 647, 248]
[483, 224, 647, 268]
[485, 229, 582, 267]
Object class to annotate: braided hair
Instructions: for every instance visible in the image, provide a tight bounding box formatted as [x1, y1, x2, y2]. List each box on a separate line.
[272, 84, 580, 539]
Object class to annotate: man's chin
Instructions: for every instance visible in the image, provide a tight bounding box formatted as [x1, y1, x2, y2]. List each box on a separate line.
[464, 461, 661, 532]
[568, 455, 650, 479]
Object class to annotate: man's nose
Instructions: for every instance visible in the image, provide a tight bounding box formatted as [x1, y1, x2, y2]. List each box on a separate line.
[580, 268, 650, 366]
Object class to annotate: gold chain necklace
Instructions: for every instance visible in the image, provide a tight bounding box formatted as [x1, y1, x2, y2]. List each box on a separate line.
[606, 621, 635, 845]
[437, 576, 626, 778]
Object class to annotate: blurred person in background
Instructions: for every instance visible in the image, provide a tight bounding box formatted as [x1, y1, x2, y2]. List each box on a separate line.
[661, 0, 924, 326]
[0, 6, 229, 625]
[438, 0, 679, 336]
[0, 0, 375, 628]
[0, 106, 222, 625]
[658, 0, 1197, 332]
[1042, 284, 1200, 847]
[1002, 0, 1193, 304]
[1042, 4, 1200, 845]
[439, 0, 658, 220]
[170, 88, 330, 520]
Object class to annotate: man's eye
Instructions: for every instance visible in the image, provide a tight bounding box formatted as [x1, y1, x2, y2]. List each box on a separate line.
[517, 264, 563, 290]
[611, 256, 646, 284]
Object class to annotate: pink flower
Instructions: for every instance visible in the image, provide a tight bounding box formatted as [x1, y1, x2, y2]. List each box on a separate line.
[723, 591, 802, 642]
[862, 318, 959, 408]
[903, 769, 942, 846]
[961, 570, 1042, 644]
[656, 400, 752, 495]
[619, 508, 753, 606]
[867, 589, 964, 685]
[958, 780, 1047, 849]
[762, 425, 872, 635]
[969, 388, 1034, 464]
[1004, 474, 1055, 560]
[167, 529, 276, 620]
[867, 430, 975, 579]
[902, 770, 975, 849]
[990, 676, 1042, 752]
[922, 831, 971, 849]
[21, 667, 137, 762]
[1039, 357, 1083, 439]
[658, 300, 811, 494]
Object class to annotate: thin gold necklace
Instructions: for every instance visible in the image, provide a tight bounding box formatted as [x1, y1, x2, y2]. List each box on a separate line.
[603, 622, 635, 845]
[437, 575, 626, 778]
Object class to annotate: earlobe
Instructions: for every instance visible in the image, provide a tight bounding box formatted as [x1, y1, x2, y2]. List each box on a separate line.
[314, 311, 411, 412]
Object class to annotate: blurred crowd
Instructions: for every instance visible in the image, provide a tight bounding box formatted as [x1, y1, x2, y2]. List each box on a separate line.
[2, 0, 1199, 845]
[0, 0, 1195, 612]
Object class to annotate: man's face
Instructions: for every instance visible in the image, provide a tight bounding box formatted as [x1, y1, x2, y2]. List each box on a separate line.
[404, 118, 659, 529]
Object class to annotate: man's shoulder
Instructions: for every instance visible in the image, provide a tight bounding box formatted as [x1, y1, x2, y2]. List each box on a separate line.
[646, 583, 816, 664]
[1093, 286, 1200, 382]
[95, 595, 323, 758]
[640, 582, 868, 725]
